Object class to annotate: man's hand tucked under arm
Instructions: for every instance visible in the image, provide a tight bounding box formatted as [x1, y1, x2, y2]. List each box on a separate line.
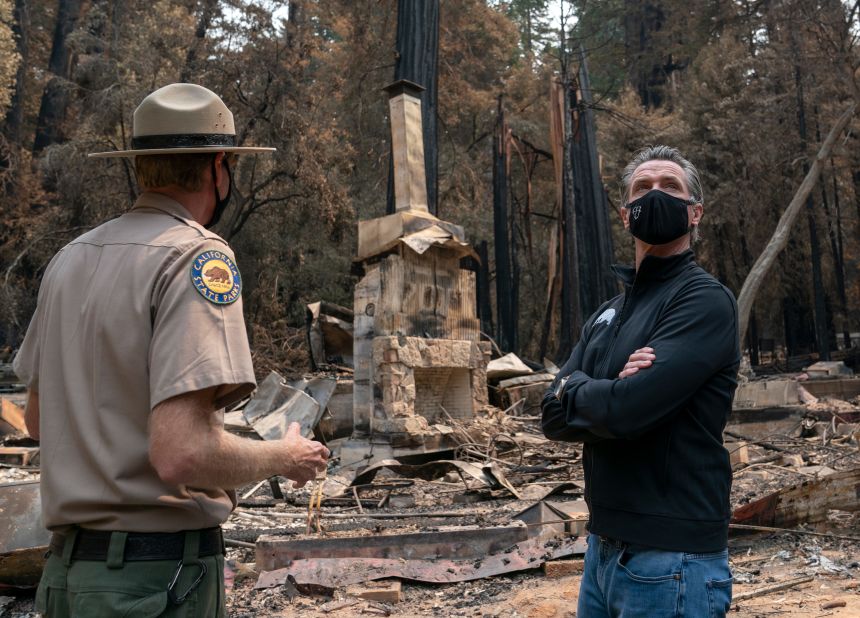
[618, 347, 656, 379]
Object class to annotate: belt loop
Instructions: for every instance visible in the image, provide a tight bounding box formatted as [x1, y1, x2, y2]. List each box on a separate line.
[182, 530, 200, 566]
[106, 531, 128, 569]
[61, 528, 79, 567]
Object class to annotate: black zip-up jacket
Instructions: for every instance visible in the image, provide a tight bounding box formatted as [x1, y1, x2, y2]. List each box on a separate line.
[542, 250, 740, 553]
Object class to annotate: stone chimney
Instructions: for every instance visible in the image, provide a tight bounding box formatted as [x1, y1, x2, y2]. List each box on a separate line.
[344, 80, 490, 467]
[385, 80, 428, 213]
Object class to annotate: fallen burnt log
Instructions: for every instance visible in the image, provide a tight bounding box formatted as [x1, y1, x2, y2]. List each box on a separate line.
[255, 535, 585, 589]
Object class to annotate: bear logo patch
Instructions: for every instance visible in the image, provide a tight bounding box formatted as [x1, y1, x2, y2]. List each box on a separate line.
[190, 250, 241, 305]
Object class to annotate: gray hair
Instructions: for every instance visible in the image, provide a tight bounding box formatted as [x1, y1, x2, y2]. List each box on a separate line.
[620, 145, 704, 242]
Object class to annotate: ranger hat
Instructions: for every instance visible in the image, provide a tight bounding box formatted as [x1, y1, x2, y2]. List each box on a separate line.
[89, 83, 275, 158]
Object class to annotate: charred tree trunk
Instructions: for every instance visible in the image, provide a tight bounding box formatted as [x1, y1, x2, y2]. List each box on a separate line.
[782, 273, 816, 358]
[287, 0, 304, 45]
[793, 64, 830, 361]
[747, 312, 760, 367]
[623, 0, 667, 109]
[538, 266, 557, 363]
[812, 109, 849, 349]
[33, 0, 83, 154]
[543, 78, 564, 364]
[571, 46, 616, 319]
[510, 200, 520, 351]
[386, 0, 439, 216]
[493, 98, 516, 354]
[804, 203, 830, 360]
[108, 0, 122, 53]
[854, 169, 860, 232]
[4, 0, 28, 147]
[557, 76, 582, 362]
[818, 162, 849, 350]
[830, 159, 850, 348]
[181, 0, 219, 81]
[476, 240, 494, 338]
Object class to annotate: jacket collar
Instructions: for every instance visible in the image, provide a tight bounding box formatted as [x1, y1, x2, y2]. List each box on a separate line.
[611, 249, 695, 287]
[131, 191, 196, 222]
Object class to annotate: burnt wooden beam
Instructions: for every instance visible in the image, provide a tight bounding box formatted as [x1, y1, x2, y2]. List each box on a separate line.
[256, 523, 529, 571]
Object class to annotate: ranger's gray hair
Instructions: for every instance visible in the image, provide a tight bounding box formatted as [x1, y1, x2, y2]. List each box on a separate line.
[620, 145, 704, 242]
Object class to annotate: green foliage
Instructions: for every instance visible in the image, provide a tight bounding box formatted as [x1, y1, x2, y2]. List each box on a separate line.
[568, 0, 627, 98]
[497, 0, 555, 56]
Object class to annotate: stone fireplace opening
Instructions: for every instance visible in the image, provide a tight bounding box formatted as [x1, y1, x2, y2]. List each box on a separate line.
[413, 366, 473, 422]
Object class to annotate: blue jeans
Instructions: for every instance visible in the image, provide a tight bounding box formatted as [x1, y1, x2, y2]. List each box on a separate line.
[577, 534, 733, 617]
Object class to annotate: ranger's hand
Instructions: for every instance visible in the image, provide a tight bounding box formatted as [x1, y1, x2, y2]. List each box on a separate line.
[281, 422, 329, 488]
[618, 347, 656, 379]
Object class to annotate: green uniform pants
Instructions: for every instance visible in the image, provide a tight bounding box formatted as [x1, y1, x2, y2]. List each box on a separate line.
[36, 529, 226, 618]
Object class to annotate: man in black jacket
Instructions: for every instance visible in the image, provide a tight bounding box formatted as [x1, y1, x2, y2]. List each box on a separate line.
[542, 145, 739, 617]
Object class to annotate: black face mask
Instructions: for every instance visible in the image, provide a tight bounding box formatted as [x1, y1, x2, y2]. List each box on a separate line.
[205, 157, 232, 230]
[625, 189, 695, 245]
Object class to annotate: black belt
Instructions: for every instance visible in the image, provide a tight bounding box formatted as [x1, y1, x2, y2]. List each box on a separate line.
[50, 527, 224, 562]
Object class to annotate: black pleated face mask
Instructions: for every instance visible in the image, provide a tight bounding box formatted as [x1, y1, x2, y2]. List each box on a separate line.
[625, 189, 696, 245]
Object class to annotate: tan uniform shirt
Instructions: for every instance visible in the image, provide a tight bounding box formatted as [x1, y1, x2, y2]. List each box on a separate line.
[13, 192, 256, 532]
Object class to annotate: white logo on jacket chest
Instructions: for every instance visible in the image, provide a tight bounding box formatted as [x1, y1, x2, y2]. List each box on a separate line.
[595, 308, 616, 326]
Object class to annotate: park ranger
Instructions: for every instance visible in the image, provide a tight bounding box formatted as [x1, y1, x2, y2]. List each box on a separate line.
[14, 83, 329, 616]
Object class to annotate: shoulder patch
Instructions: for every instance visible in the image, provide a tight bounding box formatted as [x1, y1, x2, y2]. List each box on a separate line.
[190, 250, 242, 305]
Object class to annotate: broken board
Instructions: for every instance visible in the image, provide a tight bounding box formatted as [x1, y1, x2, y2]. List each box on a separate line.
[256, 523, 529, 571]
[0, 399, 27, 434]
[255, 535, 586, 589]
[0, 481, 50, 587]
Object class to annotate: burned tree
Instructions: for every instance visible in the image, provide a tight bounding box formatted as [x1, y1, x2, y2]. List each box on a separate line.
[570, 46, 616, 319]
[33, 0, 83, 153]
[492, 97, 517, 354]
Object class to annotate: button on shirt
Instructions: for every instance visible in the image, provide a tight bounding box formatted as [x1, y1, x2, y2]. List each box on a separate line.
[13, 193, 257, 532]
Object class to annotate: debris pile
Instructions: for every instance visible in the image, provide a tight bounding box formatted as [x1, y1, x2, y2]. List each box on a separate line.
[2, 351, 860, 615]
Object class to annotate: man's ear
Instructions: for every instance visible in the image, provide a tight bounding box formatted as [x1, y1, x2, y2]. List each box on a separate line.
[690, 203, 703, 226]
[620, 206, 630, 230]
[213, 152, 228, 186]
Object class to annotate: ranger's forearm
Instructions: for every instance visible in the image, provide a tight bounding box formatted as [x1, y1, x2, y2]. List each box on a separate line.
[149, 388, 296, 490]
